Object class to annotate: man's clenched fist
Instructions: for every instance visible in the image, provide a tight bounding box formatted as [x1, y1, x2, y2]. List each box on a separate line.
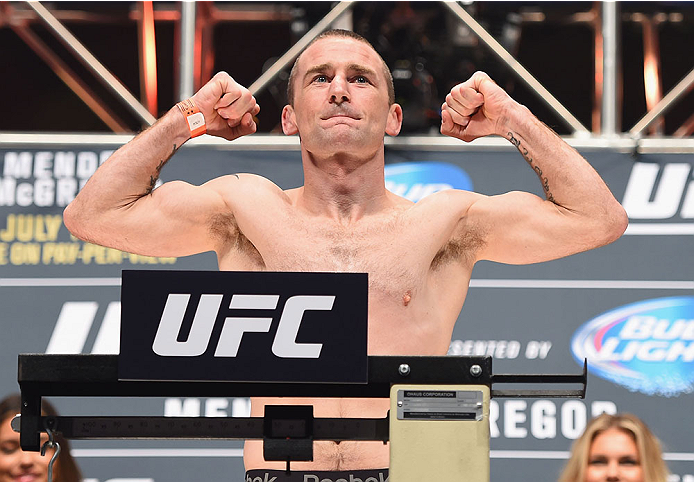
[192, 71, 261, 141]
[440, 71, 513, 142]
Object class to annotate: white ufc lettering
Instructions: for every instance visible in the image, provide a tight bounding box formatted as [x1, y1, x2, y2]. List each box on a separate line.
[271, 295, 333, 358]
[152, 294, 223, 356]
[623, 162, 693, 219]
[151, 294, 335, 358]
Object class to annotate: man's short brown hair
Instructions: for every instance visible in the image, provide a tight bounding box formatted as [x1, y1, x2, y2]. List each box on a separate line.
[286, 29, 395, 106]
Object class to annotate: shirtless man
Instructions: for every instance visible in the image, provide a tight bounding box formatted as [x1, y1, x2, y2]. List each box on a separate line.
[63, 29, 627, 481]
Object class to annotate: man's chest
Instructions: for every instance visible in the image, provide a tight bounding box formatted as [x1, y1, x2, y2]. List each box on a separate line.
[259, 220, 431, 284]
[226, 207, 445, 294]
[222, 194, 476, 293]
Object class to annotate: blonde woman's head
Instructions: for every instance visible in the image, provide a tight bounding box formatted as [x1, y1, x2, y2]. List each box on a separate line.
[558, 413, 668, 482]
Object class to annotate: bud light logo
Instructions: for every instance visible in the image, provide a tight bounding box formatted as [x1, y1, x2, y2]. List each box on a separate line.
[385, 162, 473, 202]
[572, 296, 694, 397]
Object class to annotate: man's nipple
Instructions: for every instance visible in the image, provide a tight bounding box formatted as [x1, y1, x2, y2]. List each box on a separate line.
[403, 290, 412, 306]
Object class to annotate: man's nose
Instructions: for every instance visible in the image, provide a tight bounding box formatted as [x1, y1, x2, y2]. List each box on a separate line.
[329, 75, 350, 104]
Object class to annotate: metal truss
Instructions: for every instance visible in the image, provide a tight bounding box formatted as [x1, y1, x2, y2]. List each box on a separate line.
[1, 1, 692, 146]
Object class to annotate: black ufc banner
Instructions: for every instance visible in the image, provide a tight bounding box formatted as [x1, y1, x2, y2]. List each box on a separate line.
[119, 270, 368, 383]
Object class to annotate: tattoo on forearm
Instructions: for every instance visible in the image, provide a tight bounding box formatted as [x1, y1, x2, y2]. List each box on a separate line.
[143, 143, 178, 196]
[507, 131, 554, 202]
[508, 132, 520, 148]
[144, 160, 164, 195]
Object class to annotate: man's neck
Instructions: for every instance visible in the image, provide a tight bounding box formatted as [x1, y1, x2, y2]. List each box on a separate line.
[300, 149, 390, 224]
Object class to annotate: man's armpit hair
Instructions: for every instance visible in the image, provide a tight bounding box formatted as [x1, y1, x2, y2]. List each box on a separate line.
[209, 212, 237, 244]
[209, 212, 265, 266]
[430, 228, 485, 270]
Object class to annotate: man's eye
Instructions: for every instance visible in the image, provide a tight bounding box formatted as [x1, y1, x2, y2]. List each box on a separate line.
[354, 76, 368, 83]
[314, 75, 328, 83]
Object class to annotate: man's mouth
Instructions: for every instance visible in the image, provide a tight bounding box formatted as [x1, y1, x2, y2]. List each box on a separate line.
[320, 111, 361, 121]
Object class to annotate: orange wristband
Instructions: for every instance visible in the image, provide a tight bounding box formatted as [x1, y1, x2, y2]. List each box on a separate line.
[176, 98, 206, 138]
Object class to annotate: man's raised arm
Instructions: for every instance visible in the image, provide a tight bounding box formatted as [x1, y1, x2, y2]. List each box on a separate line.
[63, 72, 260, 258]
[440, 71, 628, 265]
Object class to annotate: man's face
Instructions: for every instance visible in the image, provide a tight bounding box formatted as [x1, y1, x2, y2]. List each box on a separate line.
[282, 37, 402, 159]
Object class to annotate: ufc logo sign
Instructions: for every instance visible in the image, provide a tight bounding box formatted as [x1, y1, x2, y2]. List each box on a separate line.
[152, 294, 335, 358]
[119, 270, 367, 383]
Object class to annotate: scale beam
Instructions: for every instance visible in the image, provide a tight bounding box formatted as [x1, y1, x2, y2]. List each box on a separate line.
[16, 354, 585, 450]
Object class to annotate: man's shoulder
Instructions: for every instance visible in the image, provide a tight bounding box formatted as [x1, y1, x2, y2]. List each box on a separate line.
[205, 173, 285, 195]
[409, 188, 483, 213]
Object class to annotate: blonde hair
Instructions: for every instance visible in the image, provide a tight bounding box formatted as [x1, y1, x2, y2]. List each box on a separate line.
[558, 413, 669, 482]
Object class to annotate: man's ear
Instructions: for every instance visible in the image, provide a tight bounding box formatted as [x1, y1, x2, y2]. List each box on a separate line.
[385, 103, 403, 137]
[281, 105, 298, 135]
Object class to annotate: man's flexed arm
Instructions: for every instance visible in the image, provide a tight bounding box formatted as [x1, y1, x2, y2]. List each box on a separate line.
[441, 71, 628, 264]
[63, 72, 260, 257]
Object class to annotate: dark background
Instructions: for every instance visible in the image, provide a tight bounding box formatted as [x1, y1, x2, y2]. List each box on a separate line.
[1, 1, 693, 135]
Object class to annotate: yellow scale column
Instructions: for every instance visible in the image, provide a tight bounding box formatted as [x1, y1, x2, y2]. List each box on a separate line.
[389, 384, 490, 482]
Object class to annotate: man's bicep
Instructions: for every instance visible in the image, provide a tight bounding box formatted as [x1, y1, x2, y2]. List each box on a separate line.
[468, 191, 590, 265]
[95, 180, 231, 257]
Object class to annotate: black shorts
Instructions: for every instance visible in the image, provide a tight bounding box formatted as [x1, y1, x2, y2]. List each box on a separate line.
[244, 469, 389, 482]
